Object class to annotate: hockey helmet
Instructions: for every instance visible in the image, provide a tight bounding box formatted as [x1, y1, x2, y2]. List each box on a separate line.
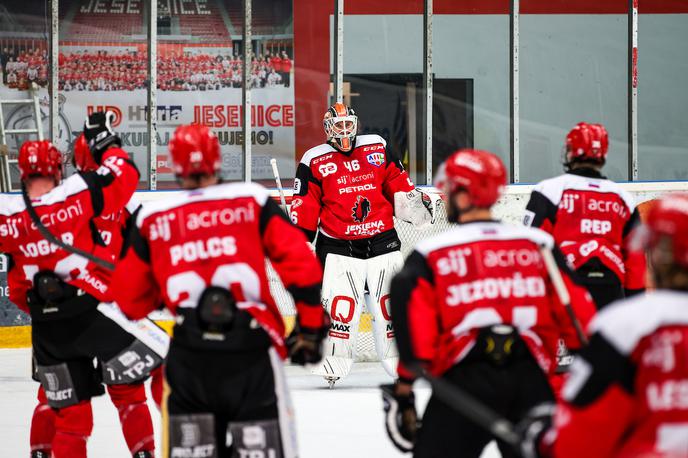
[323, 103, 358, 152]
[565, 122, 609, 166]
[73, 133, 99, 172]
[169, 124, 221, 178]
[434, 149, 507, 208]
[639, 193, 688, 268]
[18, 140, 63, 181]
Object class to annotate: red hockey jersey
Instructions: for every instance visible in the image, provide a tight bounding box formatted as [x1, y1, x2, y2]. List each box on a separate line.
[291, 134, 415, 241]
[92, 197, 140, 265]
[112, 182, 324, 358]
[0, 148, 139, 312]
[549, 291, 688, 457]
[524, 169, 646, 291]
[390, 221, 596, 380]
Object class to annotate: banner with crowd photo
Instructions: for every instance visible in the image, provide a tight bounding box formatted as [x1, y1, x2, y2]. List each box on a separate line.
[60, 87, 296, 184]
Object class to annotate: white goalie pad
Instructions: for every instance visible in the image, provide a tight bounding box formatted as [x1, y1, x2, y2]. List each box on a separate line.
[394, 189, 435, 229]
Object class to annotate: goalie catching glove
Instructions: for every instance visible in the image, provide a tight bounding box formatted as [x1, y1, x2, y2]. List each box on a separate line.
[83, 110, 122, 164]
[394, 188, 435, 229]
[381, 381, 420, 453]
[286, 312, 330, 365]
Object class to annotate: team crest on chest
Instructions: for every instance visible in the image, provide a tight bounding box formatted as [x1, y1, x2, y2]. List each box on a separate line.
[366, 152, 385, 167]
[352, 196, 371, 223]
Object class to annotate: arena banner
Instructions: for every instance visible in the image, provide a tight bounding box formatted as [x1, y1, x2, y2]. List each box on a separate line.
[61, 87, 296, 182]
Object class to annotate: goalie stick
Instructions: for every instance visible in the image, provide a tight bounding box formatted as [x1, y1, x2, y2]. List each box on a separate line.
[21, 183, 116, 271]
[270, 158, 288, 212]
[539, 246, 589, 346]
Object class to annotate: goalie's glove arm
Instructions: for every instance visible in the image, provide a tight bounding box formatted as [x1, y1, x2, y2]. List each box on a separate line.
[390, 250, 439, 381]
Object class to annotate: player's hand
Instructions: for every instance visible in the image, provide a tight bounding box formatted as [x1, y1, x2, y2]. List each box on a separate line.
[84, 110, 122, 164]
[381, 381, 419, 452]
[286, 312, 330, 365]
[516, 403, 555, 458]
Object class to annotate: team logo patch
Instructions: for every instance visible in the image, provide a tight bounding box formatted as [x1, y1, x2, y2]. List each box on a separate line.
[366, 152, 385, 167]
[352, 196, 371, 223]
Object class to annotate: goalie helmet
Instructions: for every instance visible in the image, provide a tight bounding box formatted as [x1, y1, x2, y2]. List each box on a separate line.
[565, 122, 609, 166]
[73, 133, 99, 172]
[323, 103, 358, 152]
[169, 124, 221, 177]
[639, 193, 688, 268]
[18, 140, 63, 181]
[434, 149, 506, 208]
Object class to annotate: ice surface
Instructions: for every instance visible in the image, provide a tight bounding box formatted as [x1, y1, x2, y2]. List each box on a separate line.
[0, 348, 500, 457]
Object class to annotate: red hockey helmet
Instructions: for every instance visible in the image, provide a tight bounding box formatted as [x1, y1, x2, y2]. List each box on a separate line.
[323, 103, 358, 152]
[73, 133, 98, 172]
[169, 124, 221, 177]
[434, 149, 507, 208]
[642, 193, 688, 268]
[18, 140, 63, 181]
[565, 122, 609, 165]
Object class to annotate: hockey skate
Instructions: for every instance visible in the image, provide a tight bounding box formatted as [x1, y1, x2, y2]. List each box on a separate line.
[324, 376, 339, 389]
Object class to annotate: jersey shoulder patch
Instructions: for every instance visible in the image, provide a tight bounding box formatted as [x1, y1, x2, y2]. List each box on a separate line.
[355, 134, 386, 149]
[591, 290, 688, 355]
[300, 143, 336, 166]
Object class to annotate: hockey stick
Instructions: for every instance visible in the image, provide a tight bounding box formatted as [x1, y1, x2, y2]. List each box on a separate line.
[539, 246, 589, 346]
[21, 184, 116, 271]
[270, 158, 288, 212]
[409, 365, 520, 447]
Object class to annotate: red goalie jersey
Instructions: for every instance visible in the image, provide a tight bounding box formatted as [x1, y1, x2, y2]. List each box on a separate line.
[112, 183, 324, 358]
[391, 221, 596, 380]
[0, 148, 138, 313]
[291, 134, 414, 240]
[524, 170, 646, 293]
[549, 291, 688, 457]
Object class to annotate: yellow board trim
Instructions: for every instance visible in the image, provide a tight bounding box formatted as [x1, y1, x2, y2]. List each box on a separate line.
[0, 313, 375, 349]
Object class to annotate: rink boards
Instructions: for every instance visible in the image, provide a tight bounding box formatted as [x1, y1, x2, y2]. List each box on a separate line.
[2, 181, 688, 348]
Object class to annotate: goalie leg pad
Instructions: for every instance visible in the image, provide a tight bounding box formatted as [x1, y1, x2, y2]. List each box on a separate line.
[312, 254, 367, 379]
[228, 419, 283, 458]
[168, 413, 218, 458]
[367, 251, 403, 377]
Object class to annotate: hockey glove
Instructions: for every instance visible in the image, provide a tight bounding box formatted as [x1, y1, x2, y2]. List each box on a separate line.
[286, 313, 330, 366]
[516, 403, 555, 458]
[84, 110, 122, 164]
[381, 382, 419, 453]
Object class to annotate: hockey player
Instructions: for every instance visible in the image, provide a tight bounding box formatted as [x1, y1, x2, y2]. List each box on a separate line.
[291, 102, 434, 386]
[111, 124, 328, 458]
[520, 192, 688, 457]
[523, 122, 646, 309]
[0, 112, 162, 458]
[383, 149, 596, 457]
[29, 133, 165, 458]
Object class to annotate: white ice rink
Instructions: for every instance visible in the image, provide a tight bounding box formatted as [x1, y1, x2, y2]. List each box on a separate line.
[0, 348, 499, 457]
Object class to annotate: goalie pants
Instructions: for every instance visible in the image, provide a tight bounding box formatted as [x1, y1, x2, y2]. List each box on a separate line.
[414, 345, 554, 458]
[164, 342, 297, 458]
